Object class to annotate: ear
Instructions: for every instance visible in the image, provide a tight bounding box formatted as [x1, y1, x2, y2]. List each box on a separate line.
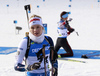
[42, 27, 44, 30]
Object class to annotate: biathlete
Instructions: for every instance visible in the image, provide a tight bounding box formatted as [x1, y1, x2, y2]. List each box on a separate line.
[14, 15, 58, 76]
[55, 11, 75, 57]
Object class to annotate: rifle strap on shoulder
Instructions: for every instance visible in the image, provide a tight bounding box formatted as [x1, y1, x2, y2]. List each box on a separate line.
[25, 36, 52, 60]
[25, 36, 31, 59]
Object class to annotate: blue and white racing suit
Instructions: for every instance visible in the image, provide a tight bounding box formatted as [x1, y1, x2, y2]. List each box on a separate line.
[15, 36, 52, 76]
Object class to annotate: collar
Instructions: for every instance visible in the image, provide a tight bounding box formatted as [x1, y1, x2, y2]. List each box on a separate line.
[29, 32, 44, 43]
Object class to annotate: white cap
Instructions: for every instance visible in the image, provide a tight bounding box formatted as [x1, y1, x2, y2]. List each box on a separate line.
[29, 17, 43, 28]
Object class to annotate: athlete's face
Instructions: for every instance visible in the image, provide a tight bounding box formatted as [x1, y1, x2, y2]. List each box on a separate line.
[30, 24, 44, 37]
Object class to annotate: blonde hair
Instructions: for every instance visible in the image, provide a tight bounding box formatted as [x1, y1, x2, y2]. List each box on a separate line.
[30, 14, 42, 19]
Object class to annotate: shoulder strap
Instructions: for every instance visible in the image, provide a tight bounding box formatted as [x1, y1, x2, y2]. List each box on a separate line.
[25, 36, 31, 59]
[25, 36, 53, 59]
[45, 36, 54, 46]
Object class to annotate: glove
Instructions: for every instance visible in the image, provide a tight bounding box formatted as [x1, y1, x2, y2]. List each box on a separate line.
[53, 68, 58, 76]
[67, 27, 75, 33]
[50, 67, 55, 74]
[70, 28, 75, 32]
[68, 18, 73, 22]
[50, 67, 58, 76]
[26, 62, 41, 71]
[51, 60, 58, 76]
[14, 63, 26, 72]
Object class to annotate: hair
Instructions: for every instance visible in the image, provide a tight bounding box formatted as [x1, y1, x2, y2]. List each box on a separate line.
[30, 14, 42, 19]
[60, 11, 68, 19]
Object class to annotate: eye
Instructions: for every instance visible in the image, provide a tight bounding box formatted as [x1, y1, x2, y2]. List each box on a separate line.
[37, 26, 40, 28]
[31, 27, 34, 29]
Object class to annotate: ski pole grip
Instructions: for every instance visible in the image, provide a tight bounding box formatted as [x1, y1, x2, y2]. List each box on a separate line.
[50, 46, 54, 50]
[42, 44, 46, 58]
[43, 44, 46, 48]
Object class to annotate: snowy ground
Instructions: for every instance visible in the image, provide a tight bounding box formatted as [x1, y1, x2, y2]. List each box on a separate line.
[0, 53, 100, 76]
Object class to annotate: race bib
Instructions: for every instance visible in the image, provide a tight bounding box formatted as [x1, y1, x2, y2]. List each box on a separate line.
[57, 28, 67, 37]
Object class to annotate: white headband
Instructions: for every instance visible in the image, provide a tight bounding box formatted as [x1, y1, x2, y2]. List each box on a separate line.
[29, 17, 43, 28]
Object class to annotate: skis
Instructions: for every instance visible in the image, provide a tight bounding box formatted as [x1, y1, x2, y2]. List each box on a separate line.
[81, 51, 100, 58]
[58, 58, 86, 63]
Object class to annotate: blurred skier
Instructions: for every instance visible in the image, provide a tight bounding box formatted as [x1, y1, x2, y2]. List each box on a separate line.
[14, 14, 58, 76]
[55, 11, 75, 57]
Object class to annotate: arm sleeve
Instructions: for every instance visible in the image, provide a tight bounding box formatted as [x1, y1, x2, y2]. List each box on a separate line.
[47, 36, 58, 63]
[65, 21, 75, 33]
[15, 38, 27, 64]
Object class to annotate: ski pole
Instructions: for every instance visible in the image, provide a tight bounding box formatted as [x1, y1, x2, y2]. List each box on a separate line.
[82, 54, 100, 58]
[75, 31, 79, 36]
[42, 44, 47, 76]
[50, 46, 54, 76]
[81, 51, 100, 58]
[85, 51, 100, 55]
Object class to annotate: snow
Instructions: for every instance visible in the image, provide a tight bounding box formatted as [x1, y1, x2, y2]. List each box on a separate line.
[0, 0, 100, 76]
[0, 53, 100, 76]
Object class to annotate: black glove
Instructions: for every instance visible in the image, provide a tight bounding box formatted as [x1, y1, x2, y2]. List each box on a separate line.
[51, 60, 58, 76]
[50, 67, 58, 76]
[14, 63, 26, 72]
[53, 68, 58, 76]
[68, 18, 73, 22]
[69, 28, 75, 33]
[26, 62, 41, 71]
[65, 20, 75, 32]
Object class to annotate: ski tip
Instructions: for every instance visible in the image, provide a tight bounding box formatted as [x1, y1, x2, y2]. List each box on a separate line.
[81, 55, 88, 59]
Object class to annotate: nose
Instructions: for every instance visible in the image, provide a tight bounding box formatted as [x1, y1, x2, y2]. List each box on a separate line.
[34, 28, 37, 31]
